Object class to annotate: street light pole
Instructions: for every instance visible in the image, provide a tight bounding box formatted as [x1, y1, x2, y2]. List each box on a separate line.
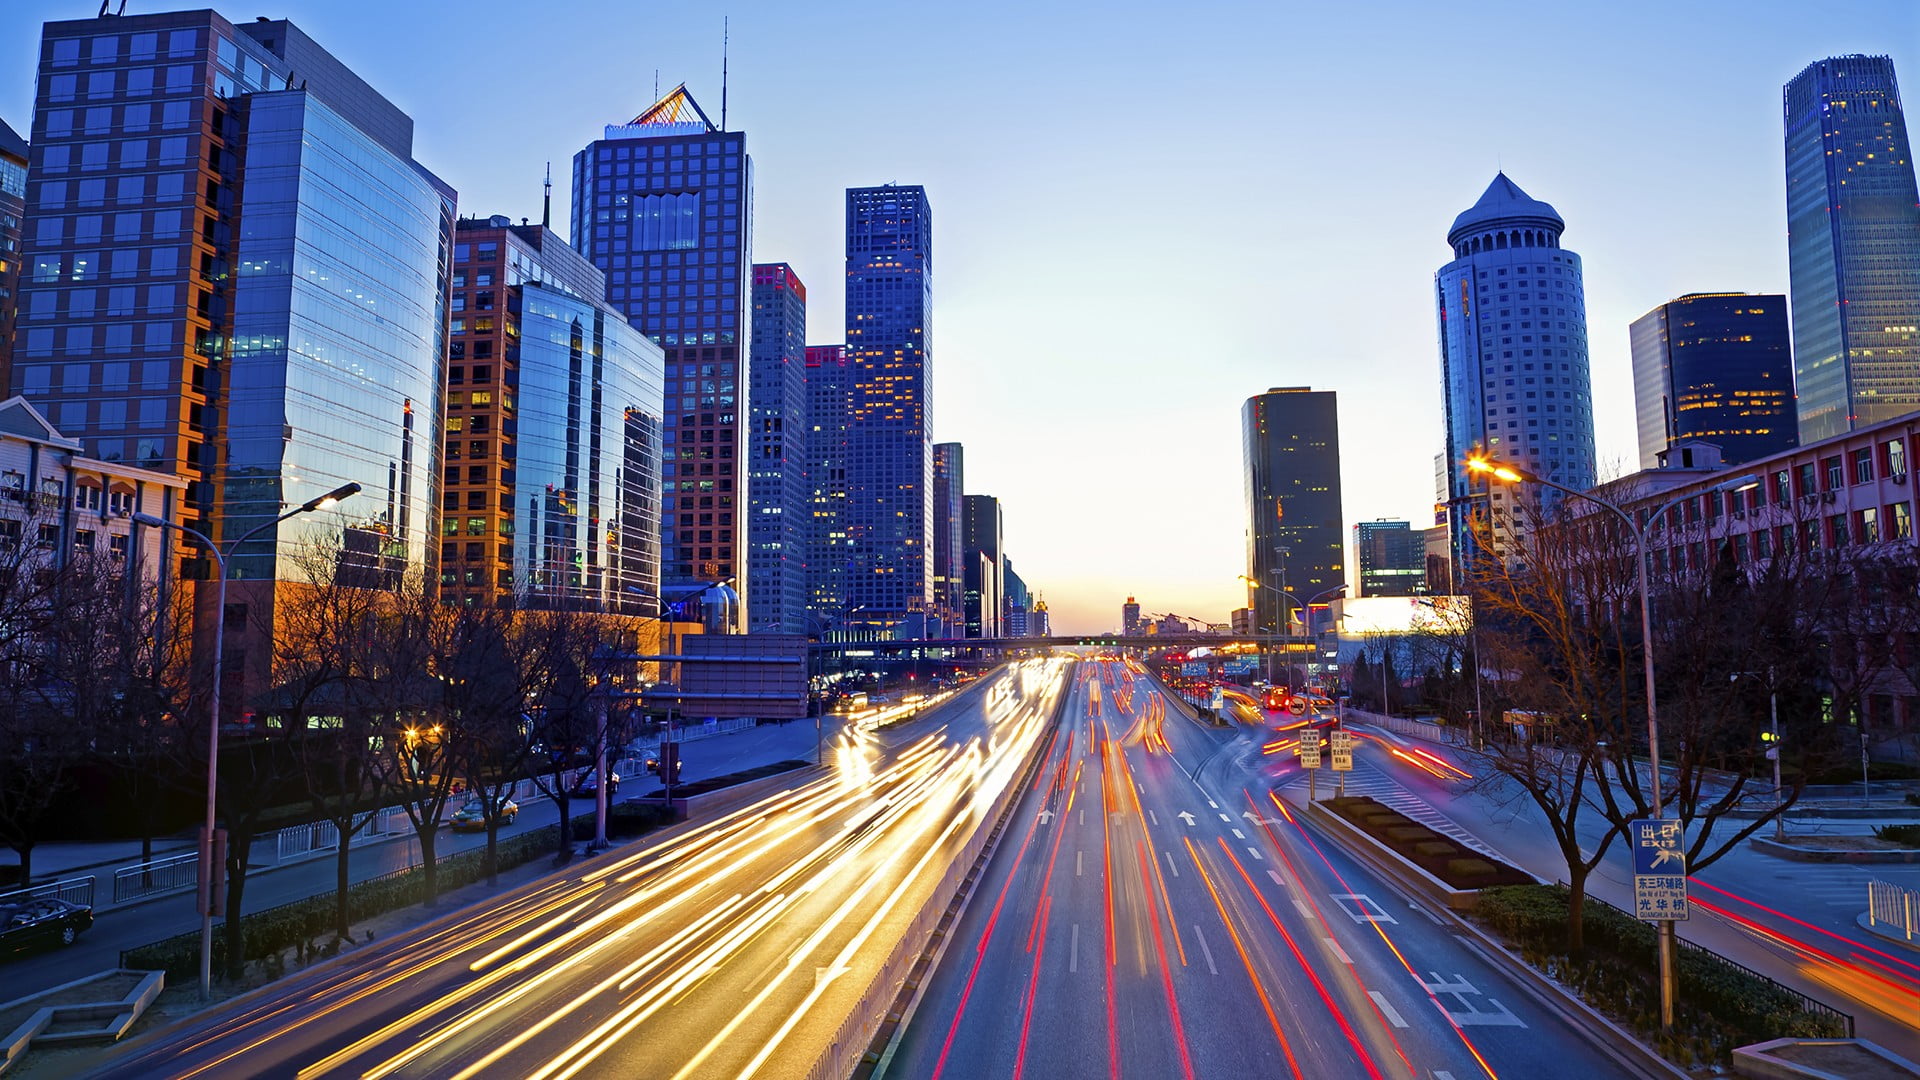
[133, 481, 358, 1001]
[1240, 577, 1346, 698]
[1469, 457, 1753, 1032]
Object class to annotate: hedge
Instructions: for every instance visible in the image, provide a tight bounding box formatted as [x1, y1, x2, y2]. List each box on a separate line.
[1475, 884, 1847, 1066]
[1324, 796, 1532, 889]
[123, 802, 671, 982]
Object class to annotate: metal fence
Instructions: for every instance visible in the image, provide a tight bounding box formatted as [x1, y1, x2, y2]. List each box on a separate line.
[113, 852, 200, 904]
[1868, 878, 1918, 944]
[0, 875, 96, 910]
[274, 820, 341, 863]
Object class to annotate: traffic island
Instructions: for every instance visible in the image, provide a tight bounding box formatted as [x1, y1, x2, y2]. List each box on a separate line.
[1306, 795, 1533, 910]
[0, 970, 164, 1075]
[1732, 1037, 1920, 1079]
[1751, 835, 1920, 864]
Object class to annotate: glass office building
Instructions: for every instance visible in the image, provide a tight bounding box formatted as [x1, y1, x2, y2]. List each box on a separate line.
[572, 86, 750, 622]
[1630, 293, 1795, 470]
[1434, 174, 1596, 570]
[1242, 387, 1344, 636]
[963, 494, 1002, 638]
[1784, 55, 1920, 443]
[1353, 519, 1425, 598]
[746, 263, 808, 634]
[803, 343, 851, 629]
[0, 117, 25, 394]
[932, 441, 964, 636]
[845, 185, 934, 639]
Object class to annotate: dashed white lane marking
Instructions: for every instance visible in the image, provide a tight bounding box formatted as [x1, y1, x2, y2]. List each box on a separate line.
[1408, 902, 1444, 925]
[1368, 991, 1409, 1028]
[1436, 1072, 1457, 1079]
[1076, 850, 1083, 877]
[1079, 809, 1085, 826]
[1219, 813, 1233, 822]
[1293, 899, 1318, 921]
[1268, 870, 1286, 887]
[1323, 936, 1353, 964]
[1070, 923, 1080, 973]
[1147, 809, 1158, 826]
[1165, 851, 1180, 877]
[1193, 924, 1220, 975]
[1208, 800, 1218, 809]
[1231, 828, 1246, 839]
[1246, 847, 1264, 861]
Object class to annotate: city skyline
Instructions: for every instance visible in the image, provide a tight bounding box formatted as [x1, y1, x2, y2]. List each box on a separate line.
[0, 1, 1913, 633]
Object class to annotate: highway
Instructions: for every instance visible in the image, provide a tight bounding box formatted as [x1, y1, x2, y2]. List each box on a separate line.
[85, 658, 1073, 1080]
[888, 658, 1626, 1080]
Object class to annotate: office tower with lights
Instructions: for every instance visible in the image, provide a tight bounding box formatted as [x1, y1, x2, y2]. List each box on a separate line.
[13, 10, 455, 707]
[443, 216, 663, 610]
[963, 493, 1002, 638]
[573, 85, 750, 619]
[931, 441, 964, 635]
[1353, 519, 1425, 597]
[0, 118, 26, 393]
[1630, 293, 1795, 469]
[1242, 387, 1344, 636]
[747, 263, 807, 633]
[1434, 174, 1597, 571]
[1123, 596, 1141, 637]
[803, 343, 851, 630]
[1784, 56, 1920, 442]
[844, 185, 933, 639]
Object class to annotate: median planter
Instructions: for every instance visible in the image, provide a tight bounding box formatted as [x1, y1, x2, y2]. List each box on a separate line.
[1322, 796, 1533, 890]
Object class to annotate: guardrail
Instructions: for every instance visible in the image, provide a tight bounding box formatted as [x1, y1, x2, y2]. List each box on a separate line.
[113, 852, 199, 904]
[0, 875, 96, 910]
[275, 821, 340, 863]
[1868, 877, 1918, 943]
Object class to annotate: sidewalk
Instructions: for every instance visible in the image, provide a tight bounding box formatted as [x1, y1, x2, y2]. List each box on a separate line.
[0, 717, 837, 1004]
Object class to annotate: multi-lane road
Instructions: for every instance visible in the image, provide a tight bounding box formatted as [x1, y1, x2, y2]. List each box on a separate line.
[887, 658, 1629, 1079]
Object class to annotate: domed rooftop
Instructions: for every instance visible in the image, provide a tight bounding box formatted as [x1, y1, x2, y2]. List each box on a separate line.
[1447, 172, 1565, 246]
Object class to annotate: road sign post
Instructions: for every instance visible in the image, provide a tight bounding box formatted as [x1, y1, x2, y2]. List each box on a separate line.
[1299, 727, 1323, 801]
[1630, 819, 1688, 922]
[1330, 729, 1352, 797]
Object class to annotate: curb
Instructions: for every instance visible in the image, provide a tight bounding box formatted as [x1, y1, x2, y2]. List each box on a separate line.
[1855, 912, 1920, 954]
[1751, 837, 1920, 864]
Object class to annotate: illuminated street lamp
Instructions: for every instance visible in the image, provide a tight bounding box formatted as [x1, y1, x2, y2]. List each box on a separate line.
[133, 481, 360, 1000]
[1238, 577, 1346, 689]
[1467, 456, 1753, 1030]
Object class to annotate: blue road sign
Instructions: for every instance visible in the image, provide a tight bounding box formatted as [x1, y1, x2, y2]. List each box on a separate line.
[1630, 819, 1688, 921]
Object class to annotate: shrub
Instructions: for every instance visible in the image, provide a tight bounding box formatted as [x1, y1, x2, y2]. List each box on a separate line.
[1871, 823, 1920, 847]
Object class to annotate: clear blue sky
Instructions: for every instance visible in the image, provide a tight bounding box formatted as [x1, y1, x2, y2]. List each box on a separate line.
[3, 1, 1915, 633]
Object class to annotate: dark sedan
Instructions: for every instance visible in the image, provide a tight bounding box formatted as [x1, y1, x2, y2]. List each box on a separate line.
[0, 898, 93, 956]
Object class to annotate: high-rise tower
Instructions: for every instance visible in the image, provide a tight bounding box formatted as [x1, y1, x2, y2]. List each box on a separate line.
[803, 344, 851, 630]
[1783, 56, 1920, 442]
[1434, 174, 1596, 570]
[573, 86, 751, 622]
[1630, 293, 1795, 469]
[844, 185, 933, 639]
[747, 263, 808, 633]
[1242, 388, 1344, 636]
[931, 442, 964, 636]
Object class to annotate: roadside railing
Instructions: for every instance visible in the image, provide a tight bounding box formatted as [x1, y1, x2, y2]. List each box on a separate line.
[1868, 878, 1918, 944]
[275, 820, 341, 863]
[113, 852, 199, 904]
[0, 875, 96, 910]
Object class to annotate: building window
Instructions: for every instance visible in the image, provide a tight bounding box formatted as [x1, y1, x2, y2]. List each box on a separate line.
[0, 520, 18, 549]
[1886, 439, 1907, 480]
[1823, 456, 1843, 492]
[1894, 502, 1913, 541]
[1852, 448, 1874, 485]
[1797, 463, 1817, 498]
[1858, 507, 1880, 543]
[108, 533, 128, 561]
[37, 524, 60, 550]
[107, 490, 132, 516]
[74, 529, 94, 553]
[73, 484, 103, 512]
[1828, 514, 1849, 548]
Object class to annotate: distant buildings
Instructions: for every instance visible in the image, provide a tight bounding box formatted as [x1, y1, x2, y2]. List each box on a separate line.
[1123, 595, 1141, 637]
[1630, 293, 1795, 469]
[844, 185, 934, 639]
[1783, 56, 1920, 443]
[931, 442, 964, 636]
[1421, 524, 1451, 595]
[803, 344, 851, 628]
[1353, 519, 1425, 597]
[0, 118, 24, 394]
[963, 494, 1002, 638]
[747, 263, 808, 633]
[1434, 174, 1597, 570]
[1242, 387, 1344, 636]
[573, 85, 750, 619]
[0, 395, 185, 577]
[442, 216, 663, 610]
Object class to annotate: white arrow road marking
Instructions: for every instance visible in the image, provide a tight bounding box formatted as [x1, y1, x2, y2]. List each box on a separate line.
[1193, 924, 1219, 975]
[1037, 809, 1054, 824]
[1177, 812, 1197, 826]
[1368, 991, 1409, 1028]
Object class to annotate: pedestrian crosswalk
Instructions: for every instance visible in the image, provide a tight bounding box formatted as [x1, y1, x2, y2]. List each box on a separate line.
[1281, 765, 1503, 860]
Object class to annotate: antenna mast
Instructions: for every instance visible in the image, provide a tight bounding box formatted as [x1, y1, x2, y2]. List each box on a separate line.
[541, 162, 552, 229]
[720, 16, 729, 132]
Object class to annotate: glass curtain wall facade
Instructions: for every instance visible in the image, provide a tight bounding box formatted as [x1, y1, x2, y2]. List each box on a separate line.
[963, 493, 1002, 638]
[0, 118, 25, 393]
[1784, 55, 1920, 442]
[572, 86, 750, 623]
[845, 185, 933, 639]
[1242, 387, 1344, 636]
[1434, 174, 1596, 571]
[1630, 293, 1795, 470]
[931, 441, 964, 636]
[747, 263, 808, 633]
[444, 217, 662, 610]
[804, 343, 851, 633]
[1353, 519, 1425, 597]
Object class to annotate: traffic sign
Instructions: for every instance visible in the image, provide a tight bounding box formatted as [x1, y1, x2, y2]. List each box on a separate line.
[1629, 819, 1688, 921]
[1330, 729, 1353, 772]
[1298, 727, 1322, 770]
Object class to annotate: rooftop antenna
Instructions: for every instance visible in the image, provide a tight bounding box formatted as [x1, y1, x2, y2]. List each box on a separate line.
[654, 69, 660, 103]
[541, 162, 552, 229]
[720, 16, 729, 132]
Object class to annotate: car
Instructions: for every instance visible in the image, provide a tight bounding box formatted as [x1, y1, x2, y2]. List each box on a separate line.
[570, 770, 621, 798]
[449, 793, 519, 832]
[0, 898, 93, 955]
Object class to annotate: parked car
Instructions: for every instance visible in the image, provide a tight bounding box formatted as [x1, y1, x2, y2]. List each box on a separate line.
[0, 898, 93, 955]
[571, 770, 621, 798]
[449, 793, 519, 832]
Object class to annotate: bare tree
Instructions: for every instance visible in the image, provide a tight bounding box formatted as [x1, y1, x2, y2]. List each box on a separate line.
[446, 604, 539, 884]
[359, 577, 462, 905]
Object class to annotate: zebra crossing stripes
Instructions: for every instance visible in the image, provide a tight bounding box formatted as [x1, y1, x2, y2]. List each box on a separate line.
[1285, 768, 1502, 860]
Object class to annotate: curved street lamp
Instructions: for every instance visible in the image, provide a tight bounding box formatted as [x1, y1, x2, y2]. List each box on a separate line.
[1238, 577, 1347, 687]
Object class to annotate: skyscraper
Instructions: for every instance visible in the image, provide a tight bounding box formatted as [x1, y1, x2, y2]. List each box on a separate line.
[1784, 56, 1920, 443]
[1242, 387, 1344, 637]
[14, 10, 455, 706]
[803, 343, 851, 631]
[747, 263, 808, 633]
[1353, 519, 1425, 598]
[845, 185, 933, 639]
[442, 216, 663, 611]
[573, 85, 751, 620]
[1630, 293, 1795, 470]
[963, 493, 1002, 638]
[931, 441, 964, 635]
[1123, 596, 1141, 637]
[1434, 174, 1597, 570]
[0, 117, 26, 394]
